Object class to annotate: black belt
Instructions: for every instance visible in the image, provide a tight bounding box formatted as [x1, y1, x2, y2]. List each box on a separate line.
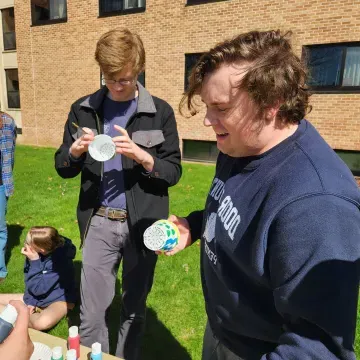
[95, 206, 127, 221]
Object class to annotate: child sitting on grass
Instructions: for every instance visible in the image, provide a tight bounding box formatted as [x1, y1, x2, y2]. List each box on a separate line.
[0, 226, 76, 330]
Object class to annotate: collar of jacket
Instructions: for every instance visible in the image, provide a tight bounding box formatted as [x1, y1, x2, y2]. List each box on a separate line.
[79, 81, 157, 114]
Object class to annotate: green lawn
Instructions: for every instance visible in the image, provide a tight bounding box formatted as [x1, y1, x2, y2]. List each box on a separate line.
[2, 145, 360, 359]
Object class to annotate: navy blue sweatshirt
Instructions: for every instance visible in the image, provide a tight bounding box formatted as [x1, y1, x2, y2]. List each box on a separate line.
[23, 237, 77, 307]
[187, 120, 360, 360]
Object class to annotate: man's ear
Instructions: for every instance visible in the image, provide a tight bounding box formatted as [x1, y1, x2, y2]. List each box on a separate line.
[265, 102, 281, 121]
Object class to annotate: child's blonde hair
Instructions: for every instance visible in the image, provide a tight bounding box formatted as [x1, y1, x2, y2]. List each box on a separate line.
[25, 226, 64, 253]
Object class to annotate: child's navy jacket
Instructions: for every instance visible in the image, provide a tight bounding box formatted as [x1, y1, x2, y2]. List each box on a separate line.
[23, 237, 77, 307]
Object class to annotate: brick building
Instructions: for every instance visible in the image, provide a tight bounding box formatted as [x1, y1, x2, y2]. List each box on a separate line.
[12, 0, 360, 178]
[0, 0, 21, 128]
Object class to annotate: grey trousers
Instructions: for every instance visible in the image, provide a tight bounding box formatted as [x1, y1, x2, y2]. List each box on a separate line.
[79, 215, 157, 360]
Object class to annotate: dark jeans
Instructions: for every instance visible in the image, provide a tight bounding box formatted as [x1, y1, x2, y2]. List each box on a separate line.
[202, 322, 244, 360]
[79, 215, 157, 360]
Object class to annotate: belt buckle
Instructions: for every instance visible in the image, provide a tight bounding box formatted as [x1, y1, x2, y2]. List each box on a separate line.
[109, 209, 115, 219]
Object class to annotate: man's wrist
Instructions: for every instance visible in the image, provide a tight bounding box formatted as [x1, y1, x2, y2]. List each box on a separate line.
[69, 148, 84, 161]
[140, 151, 154, 172]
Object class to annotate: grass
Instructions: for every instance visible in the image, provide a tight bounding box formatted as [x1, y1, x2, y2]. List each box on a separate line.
[2, 145, 360, 359]
[3, 145, 213, 359]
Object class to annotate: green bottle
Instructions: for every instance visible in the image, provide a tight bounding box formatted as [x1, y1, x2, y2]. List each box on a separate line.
[51, 346, 64, 360]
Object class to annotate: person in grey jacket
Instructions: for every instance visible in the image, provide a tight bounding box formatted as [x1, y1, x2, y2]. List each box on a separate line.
[54, 28, 181, 359]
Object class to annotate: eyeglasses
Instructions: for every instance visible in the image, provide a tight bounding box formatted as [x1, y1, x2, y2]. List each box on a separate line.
[103, 78, 136, 86]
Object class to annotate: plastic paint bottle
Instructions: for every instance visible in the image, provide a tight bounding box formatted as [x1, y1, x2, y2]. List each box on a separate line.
[66, 349, 77, 360]
[90, 342, 102, 360]
[0, 304, 18, 343]
[68, 326, 80, 359]
[51, 346, 64, 360]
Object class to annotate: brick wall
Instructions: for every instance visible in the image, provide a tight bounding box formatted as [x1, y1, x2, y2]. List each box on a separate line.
[15, 0, 360, 153]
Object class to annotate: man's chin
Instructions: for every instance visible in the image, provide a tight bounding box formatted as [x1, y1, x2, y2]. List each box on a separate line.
[217, 144, 242, 158]
[217, 143, 231, 156]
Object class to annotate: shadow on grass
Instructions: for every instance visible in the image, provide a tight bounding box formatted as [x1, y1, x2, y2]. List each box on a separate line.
[141, 308, 192, 360]
[5, 224, 25, 264]
[69, 261, 191, 360]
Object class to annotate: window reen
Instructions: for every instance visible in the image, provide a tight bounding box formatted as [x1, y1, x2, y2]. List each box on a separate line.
[184, 53, 203, 91]
[1, 8, 16, 50]
[5, 69, 20, 109]
[31, 0, 67, 25]
[304, 43, 360, 92]
[183, 140, 218, 163]
[99, 0, 146, 16]
[335, 150, 360, 176]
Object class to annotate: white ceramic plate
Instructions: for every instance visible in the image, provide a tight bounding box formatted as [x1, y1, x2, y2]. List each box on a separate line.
[30, 342, 52, 360]
[88, 134, 116, 162]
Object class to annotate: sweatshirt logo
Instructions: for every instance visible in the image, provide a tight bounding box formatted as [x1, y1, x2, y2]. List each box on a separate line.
[209, 178, 225, 201]
[204, 212, 218, 265]
[204, 212, 217, 243]
[218, 195, 241, 240]
[204, 178, 241, 266]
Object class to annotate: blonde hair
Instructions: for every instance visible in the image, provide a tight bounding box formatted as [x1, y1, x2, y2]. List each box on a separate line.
[95, 28, 145, 76]
[25, 226, 64, 253]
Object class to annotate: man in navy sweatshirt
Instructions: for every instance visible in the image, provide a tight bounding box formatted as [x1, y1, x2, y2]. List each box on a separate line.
[164, 30, 360, 359]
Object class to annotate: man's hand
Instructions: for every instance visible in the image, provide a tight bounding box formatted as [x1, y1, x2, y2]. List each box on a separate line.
[69, 127, 95, 159]
[0, 300, 34, 360]
[21, 245, 39, 261]
[113, 125, 154, 172]
[157, 215, 193, 256]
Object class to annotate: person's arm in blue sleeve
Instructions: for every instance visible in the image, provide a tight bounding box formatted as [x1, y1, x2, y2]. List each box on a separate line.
[25, 259, 60, 297]
[263, 194, 360, 360]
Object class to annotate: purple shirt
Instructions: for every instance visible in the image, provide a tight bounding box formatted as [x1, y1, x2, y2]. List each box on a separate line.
[100, 96, 138, 209]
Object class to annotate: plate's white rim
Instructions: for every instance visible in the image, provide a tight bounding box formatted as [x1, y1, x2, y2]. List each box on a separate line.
[88, 135, 116, 161]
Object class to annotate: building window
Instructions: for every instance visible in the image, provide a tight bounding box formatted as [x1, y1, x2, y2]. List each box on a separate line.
[31, 0, 67, 25]
[99, 0, 146, 16]
[304, 43, 360, 92]
[5, 69, 20, 109]
[100, 71, 145, 88]
[183, 140, 218, 162]
[335, 150, 360, 176]
[1, 8, 16, 50]
[185, 53, 203, 91]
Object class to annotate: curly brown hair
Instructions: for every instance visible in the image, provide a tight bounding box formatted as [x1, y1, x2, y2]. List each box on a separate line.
[180, 30, 311, 124]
